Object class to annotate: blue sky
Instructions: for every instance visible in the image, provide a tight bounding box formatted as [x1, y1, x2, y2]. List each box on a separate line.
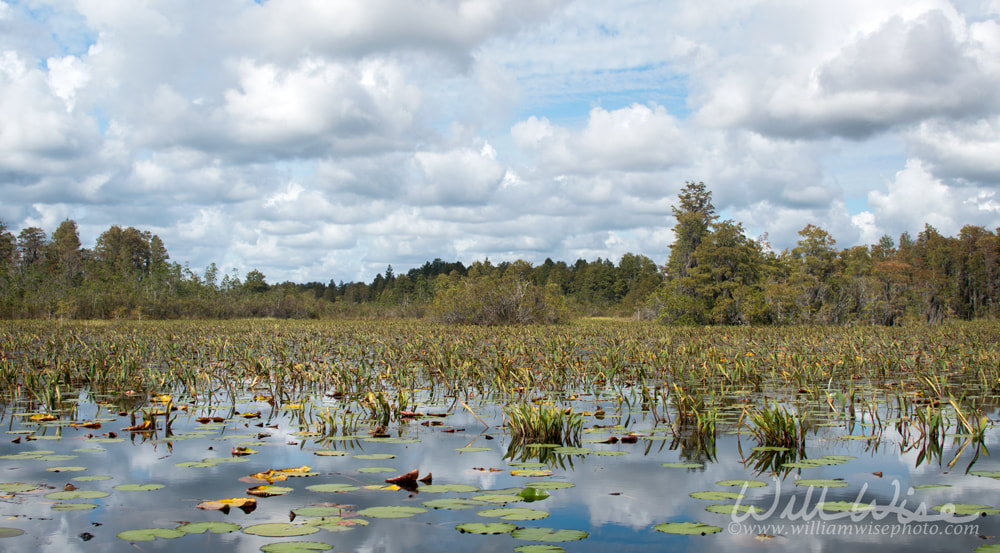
[2, 0, 999, 283]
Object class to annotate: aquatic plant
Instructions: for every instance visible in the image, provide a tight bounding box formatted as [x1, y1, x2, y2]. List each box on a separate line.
[504, 403, 583, 445]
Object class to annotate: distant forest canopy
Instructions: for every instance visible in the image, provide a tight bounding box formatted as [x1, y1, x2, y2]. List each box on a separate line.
[1, 181, 997, 324]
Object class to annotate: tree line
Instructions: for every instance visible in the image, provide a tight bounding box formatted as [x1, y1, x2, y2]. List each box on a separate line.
[2, 183, 997, 325]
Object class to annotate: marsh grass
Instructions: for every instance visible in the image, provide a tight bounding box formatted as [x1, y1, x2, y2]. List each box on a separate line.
[504, 403, 583, 445]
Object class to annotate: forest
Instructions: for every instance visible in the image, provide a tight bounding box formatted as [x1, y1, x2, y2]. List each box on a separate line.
[1, 182, 997, 325]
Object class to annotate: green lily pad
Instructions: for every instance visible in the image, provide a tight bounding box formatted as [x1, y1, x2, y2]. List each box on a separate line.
[551, 447, 590, 455]
[795, 479, 848, 488]
[912, 484, 952, 490]
[248, 485, 294, 497]
[660, 462, 703, 469]
[472, 494, 523, 505]
[423, 498, 488, 510]
[354, 453, 395, 460]
[72, 475, 112, 482]
[177, 521, 241, 534]
[933, 503, 1000, 516]
[525, 481, 575, 490]
[419, 484, 479, 493]
[176, 461, 217, 468]
[313, 450, 349, 457]
[518, 488, 551, 502]
[512, 469, 553, 477]
[307, 517, 369, 532]
[0, 483, 42, 493]
[716, 479, 768, 488]
[818, 501, 875, 512]
[975, 546, 1000, 553]
[117, 528, 186, 541]
[305, 484, 360, 493]
[509, 462, 547, 468]
[590, 450, 628, 456]
[45, 466, 86, 472]
[705, 504, 763, 514]
[44, 490, 110, 500]
[357, 467, 395, 474]
[456, 447, 492, 452]
[260, 542, 333, 553]
[750, 446, 789, 452]
[73, 448, 106, 453]
[653, 521, 722, 535]
[292, 506, 345, 517]
[357, 505, 427, 518]
[456, 522, 517, 534]
[113, 484, 164, 492]
[478, 507, 550, 521]
[691, 491, 744, 501]
[971, 471, 1000, 480]
[510, 528, 589, 542]
[514, 546, 564, 553]
[0, 528, 25, 538]
[37, 454, 78, 461]
[243, 523, 320, 537]
[51, 503, 98, 511]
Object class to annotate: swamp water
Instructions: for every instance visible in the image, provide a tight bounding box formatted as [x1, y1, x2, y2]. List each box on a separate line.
[2, 392, 1000, 553]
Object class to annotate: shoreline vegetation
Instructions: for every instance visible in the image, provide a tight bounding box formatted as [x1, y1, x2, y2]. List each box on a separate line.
[1, 183, 997, 325]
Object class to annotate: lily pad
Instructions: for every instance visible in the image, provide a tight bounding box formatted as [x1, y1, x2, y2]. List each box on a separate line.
[818, 501, 875, 512]
[653, 521, 722, 535]
[478, 507, 550, 521]
[357, 505, 427, 518]
[45, 466, 86, 472]
[716, 479, 768, 488]
[551, 447, 590, 455]
[912, 484, 952, 490]
[117, 528, 186, 541]
[456, 522, 517, 534]
[113, 484, 164, 492]
[510, 528, 589, 542]
[305, 483, 360, 493]
[705, 504, 763, 515]
[514, 546, 564, 553]
[472, 494, 523, 505]
[456, 447, 492, 452]
[512, 469, 553, 477]
[660, 462, 703, 469]
[518, 488, 551, 502]
[423, 498, 488, 510]
[971, 471, 1000, 480]
[0, 528, 24, 538]
[260, 542, 333, 553]
[177, 521, 241, 534]
[44, 490, 110, 500]
[307, 517, 369, 532]
[243, 523, 319, 537]
[313, 450, 349, 457]
[933, 503, 1000, 516]
[690, 491, 744, 501]
[247, 485, 294, 497]
[590, 450, 628, 456]
[0, 483, 42, 493]
[357, 467, 395, 474]
[354, 453, 395, 460]
[51, 503, 98, 511]
[795, 479, 848, 488]
[525, 481, 575, 490]
[71, 475, 112, 482]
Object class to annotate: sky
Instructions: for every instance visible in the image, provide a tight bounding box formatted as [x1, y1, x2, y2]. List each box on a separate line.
[2, 0, 1000, 284]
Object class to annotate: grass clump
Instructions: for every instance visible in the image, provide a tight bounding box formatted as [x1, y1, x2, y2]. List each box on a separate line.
[504, 403, 583, 445]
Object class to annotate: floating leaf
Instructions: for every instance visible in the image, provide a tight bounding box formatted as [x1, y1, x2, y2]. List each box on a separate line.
[176, 521, 241, 534]
[0, 528, 25, 538]
[716, 480, 767, 488]
[472, 494, 523, 505]
[660, 462, 703, 469]
[243, 523, 319, 537]
[197, 497, 257, 513]
[705, 504, 763, 515]
[51, 503, 97, 511]
[477, 507, 550, 521]
[514, 546, 564, 553]
[456, 447, 492, 453]
[117, 528, 186, 541]
[357, 505, 427, 518]
[590, 450, 627, 456]
[795, 479, 848, 488]
[933, 503, 1000, 516]
[307, 517, 369, 532]
[912, 484, 952, 490]
[305, 484, 359, 493]
[45, 466, 86, 472]
[423, 498, 487, 510]
[313, 450, 349, 457]
[113, 484, 164, 492]
[510, 528, 589, 542]
[690, 491, 743, 501]
[44, 490, 109, 500]
[456, 522, 517, 534]
[72, 475, 112, 482]
[525, 481, 574, 490]
[518, 488, 551, 502]
[818, 501, 875, 512]
[971, 471, 1000, 480]
[260, 542, 333, 553]
[354, 453, 395, 460]
[653, 522, 722, 535]
[357, 467, 395, 474]
[551, 447, 590, 455]
[247, 485, 294, 497]
[0, 483, 42, 493]
[512, 469, 553, 477]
